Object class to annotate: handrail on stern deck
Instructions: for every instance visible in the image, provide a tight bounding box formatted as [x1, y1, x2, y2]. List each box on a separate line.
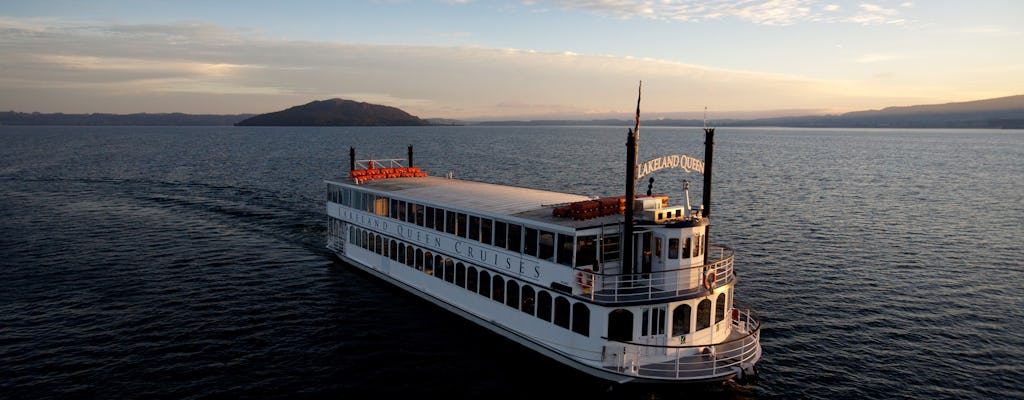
[601, 304, 761, 381]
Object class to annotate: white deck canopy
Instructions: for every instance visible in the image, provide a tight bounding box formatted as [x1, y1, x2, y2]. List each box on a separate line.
[325, 175, 622, 229]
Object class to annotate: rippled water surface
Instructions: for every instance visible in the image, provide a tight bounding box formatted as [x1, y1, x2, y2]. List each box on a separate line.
[1, 126, 1021, 399]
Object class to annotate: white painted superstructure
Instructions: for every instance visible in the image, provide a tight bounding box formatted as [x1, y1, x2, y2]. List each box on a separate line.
[324, 134, 762, 384]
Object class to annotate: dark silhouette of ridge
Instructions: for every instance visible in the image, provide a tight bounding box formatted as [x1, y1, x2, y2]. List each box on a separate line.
[234, 98, 428, 126]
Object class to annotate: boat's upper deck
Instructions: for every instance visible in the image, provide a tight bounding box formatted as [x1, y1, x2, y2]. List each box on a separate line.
[325, 175, 623, 229]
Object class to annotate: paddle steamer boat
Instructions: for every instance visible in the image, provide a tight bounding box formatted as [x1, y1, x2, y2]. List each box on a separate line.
[324, 97, 762, 384]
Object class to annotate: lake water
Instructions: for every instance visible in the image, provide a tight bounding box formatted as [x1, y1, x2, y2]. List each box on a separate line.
[1, 125, 1021, 399]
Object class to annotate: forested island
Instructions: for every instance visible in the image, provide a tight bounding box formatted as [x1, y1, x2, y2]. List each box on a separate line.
[234, 98, 430, 126]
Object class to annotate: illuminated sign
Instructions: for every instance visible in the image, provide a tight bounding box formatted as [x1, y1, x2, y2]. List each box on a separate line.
[636, 154, 704, 179]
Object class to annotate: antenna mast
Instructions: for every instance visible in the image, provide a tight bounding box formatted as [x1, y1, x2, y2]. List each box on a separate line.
[623, 81, 641, 275]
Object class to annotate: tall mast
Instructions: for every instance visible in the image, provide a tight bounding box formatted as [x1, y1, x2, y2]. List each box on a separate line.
[623, 82, 641, 275]
[702, 117, 714, 265]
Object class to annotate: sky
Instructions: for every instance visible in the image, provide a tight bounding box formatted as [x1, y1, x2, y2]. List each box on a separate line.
[1, 0, 1021, 120]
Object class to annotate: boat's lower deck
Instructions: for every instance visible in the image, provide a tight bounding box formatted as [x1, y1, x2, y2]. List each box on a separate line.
[331, 235, 762, 384]
[603, 321, 761, 382]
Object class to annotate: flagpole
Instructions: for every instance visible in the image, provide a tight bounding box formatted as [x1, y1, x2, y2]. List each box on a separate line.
[623, 81, 641, 275]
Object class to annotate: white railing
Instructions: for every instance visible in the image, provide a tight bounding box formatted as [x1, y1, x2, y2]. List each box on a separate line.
[579, 244, 734, 304]
[353, 158, 407, 170]
[603, 304, 761, 381]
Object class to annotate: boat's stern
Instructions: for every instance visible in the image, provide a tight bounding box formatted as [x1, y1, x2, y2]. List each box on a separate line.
[600, 304, 761, 383]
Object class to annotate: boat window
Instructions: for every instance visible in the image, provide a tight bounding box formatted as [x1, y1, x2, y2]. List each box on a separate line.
[469, 215, 480, 242]
[607, 309, 633, 342]
[654, 306, 666, 335]
[398, 243, 406, 264]
[416, 204, 426, 226]
[434, 207, 445, 232]
[508, 224, 522, 253]
[481, 218, 493, 245]
[375, 235, 383, 254]
[642, 308, 650, 336]
[655, 237, 663, 259]
[374, 197, 388, 217]
[367, 232, 375, 251]
[456, 262, 466, 287]
[553, 296, 571, 329]
[424, 251, 433, 274]
[693, 233, 702, 258]
[348, 226, 355, 244]
[672, 304, 691, 336]
[682, 238, 691, 259]
[524, 227, 538, 257]
[601, 234, 620, 265]
[361, 230, 368, 248]
[434, 255, 443, 278]
[572, 303, 590, 336]
[505, 280, 519, 308]
[457, 213, 468, 238]
[381, 238, 389, 258]
[669, 238, 679, 259]
[494, 221, 508, 249]
[390, 241, 398, 261]
[556, 233, 573, 266]
[641, 232, 652, 273]
[445, 210, 457, 235]
[715, 293, 727, 323]
[389, 199, 398, 219]
[575, 235, 597, 268]
[478, 270, 491, 297]
[397, 200, 407, 221]
[539, 230, 555, 261]
[696, 299, 711, 331]
[409, 203, 420, 224]
[415, 249, 424, 270]
[406, 246, 415, 268]
[492, 275, 504, 303]
[521, 285, 535, 315]
[467, 266, 478, 292]
[444, 259, 454, 283]
[423, 206, 434, 229]
[537, 291, 552, 322]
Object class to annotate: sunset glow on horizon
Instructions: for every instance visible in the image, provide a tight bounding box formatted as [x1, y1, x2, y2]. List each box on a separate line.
[1, 1, 1021, 120]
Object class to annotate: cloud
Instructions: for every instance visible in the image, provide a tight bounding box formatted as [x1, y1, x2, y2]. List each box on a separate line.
[534, 0, 906, 25]
[0, 18, 936, 117]
[847, 3, 904, 25]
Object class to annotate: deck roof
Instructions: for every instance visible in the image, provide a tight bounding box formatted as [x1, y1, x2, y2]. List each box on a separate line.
[325, 175, 623, 230]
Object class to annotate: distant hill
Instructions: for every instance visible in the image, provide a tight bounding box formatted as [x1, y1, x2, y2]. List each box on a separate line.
[730, 95, 1024, 129]
[475, 95, 1024, 128]
[473, 95, 1024, 129]
[3, 95, 1021, 128]
[0, 111, 251, 126]
[234, 98, 429, 126]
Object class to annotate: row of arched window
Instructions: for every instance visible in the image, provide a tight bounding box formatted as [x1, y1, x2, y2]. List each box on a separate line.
[347, 223, 591, 337]
[671, 292, 728, 337]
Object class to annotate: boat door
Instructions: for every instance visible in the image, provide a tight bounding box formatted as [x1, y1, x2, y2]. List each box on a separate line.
[640, 305, 668, 353]
[635, 231, 653, 278]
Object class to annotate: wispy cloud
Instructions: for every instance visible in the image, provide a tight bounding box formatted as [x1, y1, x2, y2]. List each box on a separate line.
[0, 18, 962, 117]
[534, 0, 908, 25]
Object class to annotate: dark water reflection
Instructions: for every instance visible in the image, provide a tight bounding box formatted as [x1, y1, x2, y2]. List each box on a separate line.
[1, 126, 1021, 399]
